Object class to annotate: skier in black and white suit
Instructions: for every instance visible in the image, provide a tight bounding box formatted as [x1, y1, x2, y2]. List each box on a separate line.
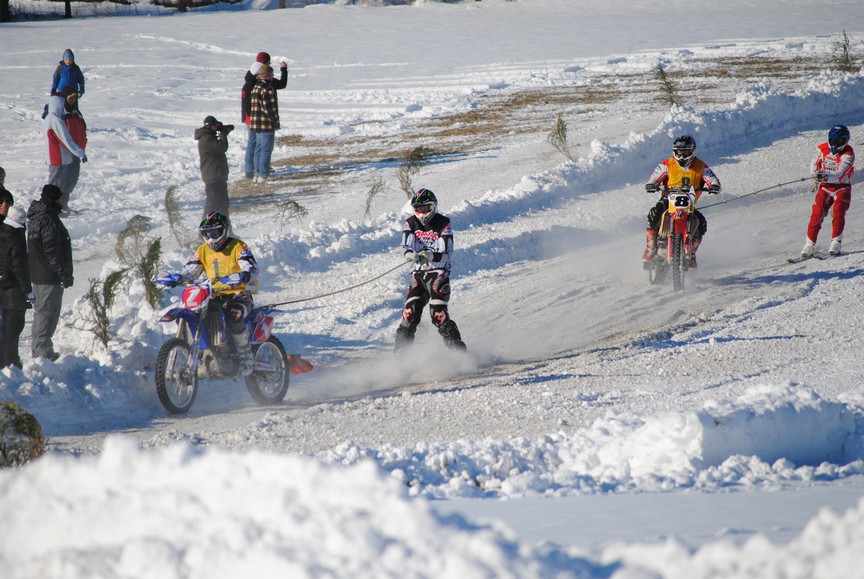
[395, 188, 467, 351]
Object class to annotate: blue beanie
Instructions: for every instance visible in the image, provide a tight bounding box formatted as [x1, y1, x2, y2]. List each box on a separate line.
[63, 49, 74, 61]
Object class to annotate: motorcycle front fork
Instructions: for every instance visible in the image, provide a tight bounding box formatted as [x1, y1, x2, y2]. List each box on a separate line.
[658, 215, 697, 260]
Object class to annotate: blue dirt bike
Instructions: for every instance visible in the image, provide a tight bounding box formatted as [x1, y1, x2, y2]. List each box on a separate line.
[153, 275, 305, 414]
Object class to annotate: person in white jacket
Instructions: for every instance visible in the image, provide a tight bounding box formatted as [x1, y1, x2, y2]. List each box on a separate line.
[43, 95, 87, 209]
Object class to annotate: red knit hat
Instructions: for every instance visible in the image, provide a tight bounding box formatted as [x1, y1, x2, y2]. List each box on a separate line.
[256, 52, 270, 64]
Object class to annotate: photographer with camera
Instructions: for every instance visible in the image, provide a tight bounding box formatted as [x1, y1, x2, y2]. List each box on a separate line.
[195, 115, 235, 217]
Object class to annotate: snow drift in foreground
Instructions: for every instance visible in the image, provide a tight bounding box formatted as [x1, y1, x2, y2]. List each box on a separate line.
[1, 384, 863, 578]
[321, 384, 864, 498]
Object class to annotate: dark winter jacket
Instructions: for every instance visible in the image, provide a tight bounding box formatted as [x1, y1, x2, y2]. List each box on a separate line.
[0, 222, 32, 310]
[27, 199, 73, 287]
[241, 66, 287, 124]
[0, 186, 10, 227]
[51, 61, 85, 97]
[194, 126, 230, 184]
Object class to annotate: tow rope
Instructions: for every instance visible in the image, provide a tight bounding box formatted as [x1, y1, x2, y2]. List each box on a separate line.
[262, 260, 411, 308]
[699, 176, 811, 210]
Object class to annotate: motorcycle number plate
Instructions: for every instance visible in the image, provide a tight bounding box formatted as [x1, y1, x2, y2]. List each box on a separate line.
[668, 193, 694, 210]
[182, 285, 210, 310]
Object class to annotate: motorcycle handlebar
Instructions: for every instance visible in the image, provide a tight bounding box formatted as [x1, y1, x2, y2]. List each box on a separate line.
[662, 186, 708, 193]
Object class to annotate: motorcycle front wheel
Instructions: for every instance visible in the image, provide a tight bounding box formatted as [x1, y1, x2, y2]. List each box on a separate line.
[155, 338, 199, 414]
[246, 336, 290, 405]
[671, 232, 686, 291]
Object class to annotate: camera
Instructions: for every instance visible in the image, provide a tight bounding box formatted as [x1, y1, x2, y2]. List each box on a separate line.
[220, 124, 234, 133]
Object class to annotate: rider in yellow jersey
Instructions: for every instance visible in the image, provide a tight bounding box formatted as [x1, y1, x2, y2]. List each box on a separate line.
[642, 135, 722, 269]
[176, 211, 258, 376]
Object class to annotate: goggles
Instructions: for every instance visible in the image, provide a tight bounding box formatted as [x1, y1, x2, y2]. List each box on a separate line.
[412, 203, 433, 214]
[201, 227, 224, 240]
[828, 137, 848, 149]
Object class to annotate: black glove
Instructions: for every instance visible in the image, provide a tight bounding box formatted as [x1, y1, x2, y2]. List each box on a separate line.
[708, 184, 721, 194]
[645, 183, 659, 194]
[814, 171, 828, 182]
[62, 277, 73, 289]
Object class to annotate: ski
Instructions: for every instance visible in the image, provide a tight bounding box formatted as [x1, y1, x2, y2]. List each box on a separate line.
[787, 252, 824, 264]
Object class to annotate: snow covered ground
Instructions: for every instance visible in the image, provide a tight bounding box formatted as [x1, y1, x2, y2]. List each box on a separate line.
[2, 0, 864, 577]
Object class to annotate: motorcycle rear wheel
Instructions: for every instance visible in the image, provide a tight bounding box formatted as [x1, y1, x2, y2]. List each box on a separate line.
[648, 257, 668, 285]
[155, 338, 199, 414]
[246, 336, 290, 405]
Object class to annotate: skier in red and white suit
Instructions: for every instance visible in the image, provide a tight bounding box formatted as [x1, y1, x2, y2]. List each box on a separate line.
[801, 125, 855, 258]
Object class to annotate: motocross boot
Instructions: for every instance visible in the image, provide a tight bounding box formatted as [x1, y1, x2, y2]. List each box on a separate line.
[231, 332, 255, 377]
[438, 319, 467, 351]
[394, 325, 415, 351]
[689, 237, 701, 269]
[642, 229, 658, 263]
[829, 238, 842, 256]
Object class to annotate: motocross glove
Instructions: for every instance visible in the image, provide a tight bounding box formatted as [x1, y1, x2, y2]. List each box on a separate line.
[645, 183, 659, 194]
[708, 184, 721, 194]
[416, 250, 432, 265]
[155, 273, 182, 288]
[814, 171, 828, 182]
[218, 272, 251, 286]
[26, 292, 36, 306]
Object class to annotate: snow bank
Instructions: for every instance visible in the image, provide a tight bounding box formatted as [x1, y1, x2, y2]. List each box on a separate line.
[0, 437, 587, 579]
[605, 495, 864, 579]
[321, 384, 864, 498]
[1, 390, 863, 578]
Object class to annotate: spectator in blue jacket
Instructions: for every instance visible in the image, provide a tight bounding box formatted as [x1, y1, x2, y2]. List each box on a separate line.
[51, 49, 85, 109]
